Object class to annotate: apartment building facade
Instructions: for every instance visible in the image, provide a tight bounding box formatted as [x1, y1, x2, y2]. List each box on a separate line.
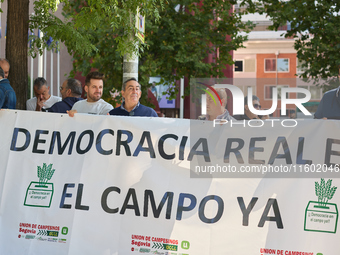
[233, 7, 322, 118]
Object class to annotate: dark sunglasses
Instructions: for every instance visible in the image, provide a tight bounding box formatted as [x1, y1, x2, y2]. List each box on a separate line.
[254, 104, 261, 109]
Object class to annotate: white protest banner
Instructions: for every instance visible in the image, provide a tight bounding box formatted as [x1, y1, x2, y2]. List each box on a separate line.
[0, 109, 339, 255]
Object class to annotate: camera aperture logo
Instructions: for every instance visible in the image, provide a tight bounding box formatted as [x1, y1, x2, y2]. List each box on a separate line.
[199, 82, 223, 107]
[197, 84, 311, 128]
[212, 85, 311, 116]
[24, 163, 55, 208]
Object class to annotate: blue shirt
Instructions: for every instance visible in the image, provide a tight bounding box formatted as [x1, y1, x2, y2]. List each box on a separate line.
[0, 78, 16, 109]
[315, 87, 340, 119]
[47, 97, 84, 113]
[109, 103, 158, 117]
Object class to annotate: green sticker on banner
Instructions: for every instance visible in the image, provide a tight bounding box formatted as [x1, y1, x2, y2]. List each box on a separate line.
[304, 178, 338, 233]
[24, 163, 55, 208]
[61, 227, 68, 235]
[181, 241, 190, 250]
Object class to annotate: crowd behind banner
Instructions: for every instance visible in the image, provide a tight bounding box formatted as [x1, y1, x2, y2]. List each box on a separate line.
[1, 58, 340, 120]
[0, 109, 339, 254]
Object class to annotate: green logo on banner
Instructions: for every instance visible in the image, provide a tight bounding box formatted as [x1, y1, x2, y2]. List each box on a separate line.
[47, 231, 59, 237]
[139, 248, 150, 253]
[181, 240, 190, 250]
[304, 178, 338, 233]
[61, 227, 68, 235]
[164, 244, 177, 251]
[152, 243, 178, 251]
[24, 163, 55, 208]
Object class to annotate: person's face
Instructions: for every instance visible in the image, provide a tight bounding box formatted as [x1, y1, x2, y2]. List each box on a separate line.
[206, 93, 223, 118]
[122, 80, 141, 106]
[252, 100, 261, 110]
[245, 99, 261, 118]
[59, 80, 69, 100]
[34, 84, 50, 101]
[85, 78, 103, 102]
[245, 100, 261, 110]
[0, 61, 9, 78]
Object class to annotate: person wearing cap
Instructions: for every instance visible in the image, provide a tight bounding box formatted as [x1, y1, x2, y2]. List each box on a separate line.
[109, 78, 158, 117]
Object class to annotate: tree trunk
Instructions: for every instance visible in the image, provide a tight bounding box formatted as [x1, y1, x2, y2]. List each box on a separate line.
[6, 0, 29, 110]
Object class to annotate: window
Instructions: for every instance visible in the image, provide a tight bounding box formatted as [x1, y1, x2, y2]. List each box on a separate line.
[265, 59, 276, 72]
[234, 59, 256, 73]
[234, 60, 243, 72]
[277, 59, 289, 72]
[297, 85, 322, 100]
[297, 59, 308, 75]
[265, 85, 289, 99]
[252, 21, 273, 31]
[287, 21, 291, 31]
[235, 85, 256, 96]
[265, 58, 289, 72]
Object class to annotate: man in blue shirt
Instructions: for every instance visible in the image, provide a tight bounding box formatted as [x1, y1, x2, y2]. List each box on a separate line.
[109, 78, 158, 117]
[314, 86, 340, 119]
[48, 78, 83, 113]
[0, 66, 16, 109]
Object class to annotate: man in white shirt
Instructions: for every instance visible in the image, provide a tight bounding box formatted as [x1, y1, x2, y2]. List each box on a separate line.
[26, 77, 61, 111]
[68, 71, 113, 116]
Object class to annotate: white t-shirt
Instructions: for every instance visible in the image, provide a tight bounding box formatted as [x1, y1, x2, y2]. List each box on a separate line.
[26, 95, 62, 111]
[71, 99, 113, 115]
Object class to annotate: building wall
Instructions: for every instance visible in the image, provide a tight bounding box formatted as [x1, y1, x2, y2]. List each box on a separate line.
[233, 27, 322, 118]
[256, 52, 297, 115]
[234, 53, 257, 79]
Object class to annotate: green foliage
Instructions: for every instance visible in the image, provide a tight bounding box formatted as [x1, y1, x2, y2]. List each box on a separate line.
[68, 25, 125, 107]
[64, 0, 165, 107]
[70, 0, 253, 102]
[315, 178, 337, 207]
[141, 0, 253, 99]
[251, 0, 340, 83]
[29, 0, 163, 59]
